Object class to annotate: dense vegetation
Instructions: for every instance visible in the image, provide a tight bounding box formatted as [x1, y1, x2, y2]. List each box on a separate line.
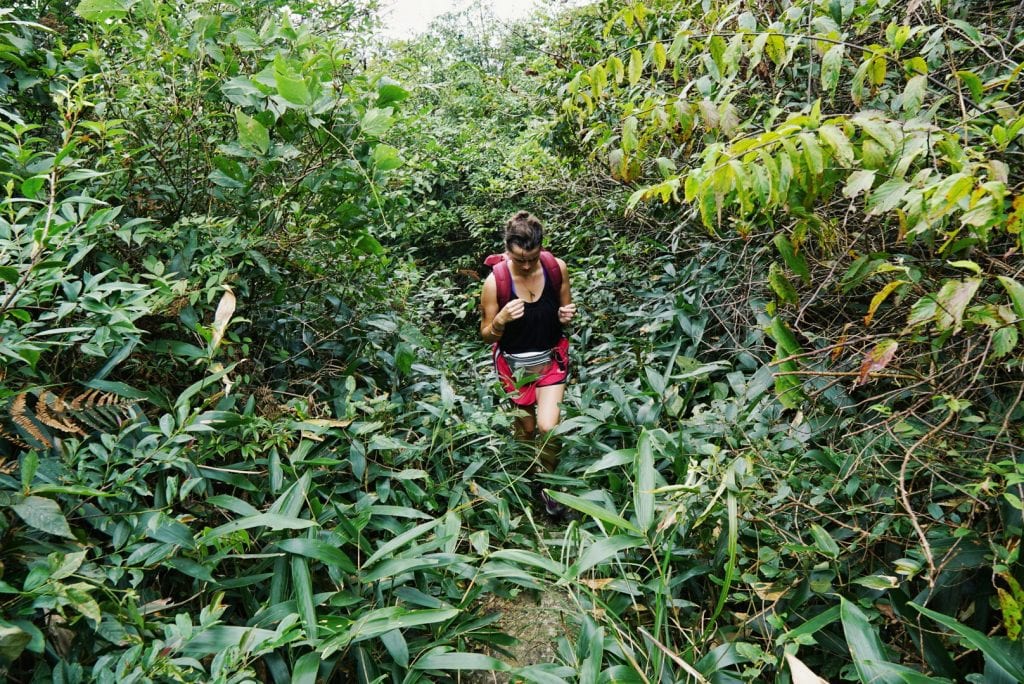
[0, 0, 1021, 681]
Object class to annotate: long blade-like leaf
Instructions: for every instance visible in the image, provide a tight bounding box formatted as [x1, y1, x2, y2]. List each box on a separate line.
[544, 491, 641, 535]
[909, 602, 1024, 681]
[634, 430, 655, 532]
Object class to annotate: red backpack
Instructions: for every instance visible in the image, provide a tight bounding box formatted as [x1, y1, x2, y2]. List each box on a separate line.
[484, 251, 562, 309]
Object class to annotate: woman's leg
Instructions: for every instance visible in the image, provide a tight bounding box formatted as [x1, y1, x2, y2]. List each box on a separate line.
[535, 383, 566, 472]
[514, 406, 536, 441]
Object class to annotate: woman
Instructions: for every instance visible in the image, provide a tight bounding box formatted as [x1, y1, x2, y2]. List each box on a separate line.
[480, 211, 576, 478]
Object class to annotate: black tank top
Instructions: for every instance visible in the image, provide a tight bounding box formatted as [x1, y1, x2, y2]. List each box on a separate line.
[498, 269, 563, 354]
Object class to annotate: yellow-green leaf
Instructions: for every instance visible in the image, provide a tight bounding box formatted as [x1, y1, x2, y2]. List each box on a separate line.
[864, 280, 908, 325]
[653, 41, 667, 72]
[628, 49, 643, 85]
[622, 116, 638, 154]
[819, 124, 854, 166]
[934, 278, 982, 333]
[844, 169, 876, 198]
[820, 44, 844, 94]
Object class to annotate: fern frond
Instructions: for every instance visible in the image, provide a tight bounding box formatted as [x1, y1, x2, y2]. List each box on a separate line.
[10, 392, 53, 449]
[37, 391, 86, 435]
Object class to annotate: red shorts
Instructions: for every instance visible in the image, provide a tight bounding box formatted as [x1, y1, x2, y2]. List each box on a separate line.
[493, 337, 570, 407]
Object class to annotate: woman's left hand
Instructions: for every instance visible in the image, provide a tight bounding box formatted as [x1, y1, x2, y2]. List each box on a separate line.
[558, 303, 577, 324]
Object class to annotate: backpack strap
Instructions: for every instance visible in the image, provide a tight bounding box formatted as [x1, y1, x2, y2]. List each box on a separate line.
[539, 250, 562, 295]
[484, 253, 512, 309]
[484, 251, 562, 310]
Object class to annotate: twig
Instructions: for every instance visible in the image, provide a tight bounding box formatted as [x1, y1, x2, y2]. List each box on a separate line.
[773, 369, 919, 381]
[899, 409, 956, 589]
[638, 627, 709, 684]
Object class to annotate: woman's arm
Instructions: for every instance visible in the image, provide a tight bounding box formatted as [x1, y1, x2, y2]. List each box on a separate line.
[480, 275, 507, 343]
[556, 258, 576, 323]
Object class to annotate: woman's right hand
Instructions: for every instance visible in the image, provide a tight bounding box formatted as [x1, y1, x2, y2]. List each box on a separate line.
[498, 298, 525, 325]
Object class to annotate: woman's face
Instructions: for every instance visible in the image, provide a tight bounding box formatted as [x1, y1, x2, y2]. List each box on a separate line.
[507, 245, 541, 274]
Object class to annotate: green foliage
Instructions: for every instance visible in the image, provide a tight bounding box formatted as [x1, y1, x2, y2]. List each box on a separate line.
[2, 0, 1022, 681]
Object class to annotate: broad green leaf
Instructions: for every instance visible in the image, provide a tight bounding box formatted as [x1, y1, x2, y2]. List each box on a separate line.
[379, 629, 409, 668]
[773, 234, 811, 283]
[361, 107, 394, 137]
[235, 111, 269, 155]
[955, 70, 984, 102]
[49, 551, 87, 581]
[808, 524, 840, 559]
[165, 557, 215, 583]
[372, 143, 403, 171]
[75, 0, 128, 22]
[766, 316, 805, 408]
[0, 624, 31, 661]
[146, 513, 196, 549]
[853, 575, 900, 590]
[906, 295, 938, 328]
[0, 266, 18, 284]
[990, 326, 1018, 359]
[291, 652, 322, 684]
[767, 316, 802, 358]
[634, 431, 655, 531]
[273, 56, 312, 106]
[361, 556, 462, 583]
[947, 260, 981, 275]
[324, 607, 459, 653]
[11, 496, 75, 539]
[376, 77, 409, 105]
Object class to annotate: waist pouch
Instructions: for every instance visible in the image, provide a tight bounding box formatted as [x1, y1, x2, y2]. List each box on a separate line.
[502, 349, 554, 371]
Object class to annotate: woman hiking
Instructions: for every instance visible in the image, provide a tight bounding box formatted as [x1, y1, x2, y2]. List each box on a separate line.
[480, 211, 576, 516]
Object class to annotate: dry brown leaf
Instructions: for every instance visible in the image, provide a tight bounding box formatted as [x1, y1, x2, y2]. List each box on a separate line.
[785, 652, 829, 684]
[210, 286, 236, 352]
[856, 339, 898, 385]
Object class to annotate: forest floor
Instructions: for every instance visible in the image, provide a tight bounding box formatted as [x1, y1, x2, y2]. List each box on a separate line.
[467, 585, 578, 681]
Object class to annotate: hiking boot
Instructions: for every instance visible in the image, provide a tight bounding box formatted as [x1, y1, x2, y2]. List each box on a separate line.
[538, 488, 568, 522]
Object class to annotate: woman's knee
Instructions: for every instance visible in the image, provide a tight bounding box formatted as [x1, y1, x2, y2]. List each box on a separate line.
[536, 413, 560, 435]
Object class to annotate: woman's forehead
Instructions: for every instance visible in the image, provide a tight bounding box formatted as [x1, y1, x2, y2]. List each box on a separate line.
[509, 245, 541, 258]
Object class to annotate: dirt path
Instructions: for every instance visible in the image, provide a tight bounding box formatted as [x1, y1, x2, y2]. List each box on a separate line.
[466, 587, 577, 682]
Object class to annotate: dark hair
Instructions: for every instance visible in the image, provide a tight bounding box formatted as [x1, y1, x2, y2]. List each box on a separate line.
[504, 211, 543, 251]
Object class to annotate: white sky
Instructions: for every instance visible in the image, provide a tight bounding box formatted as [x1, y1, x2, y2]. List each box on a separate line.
[376, 0, 543, 40]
